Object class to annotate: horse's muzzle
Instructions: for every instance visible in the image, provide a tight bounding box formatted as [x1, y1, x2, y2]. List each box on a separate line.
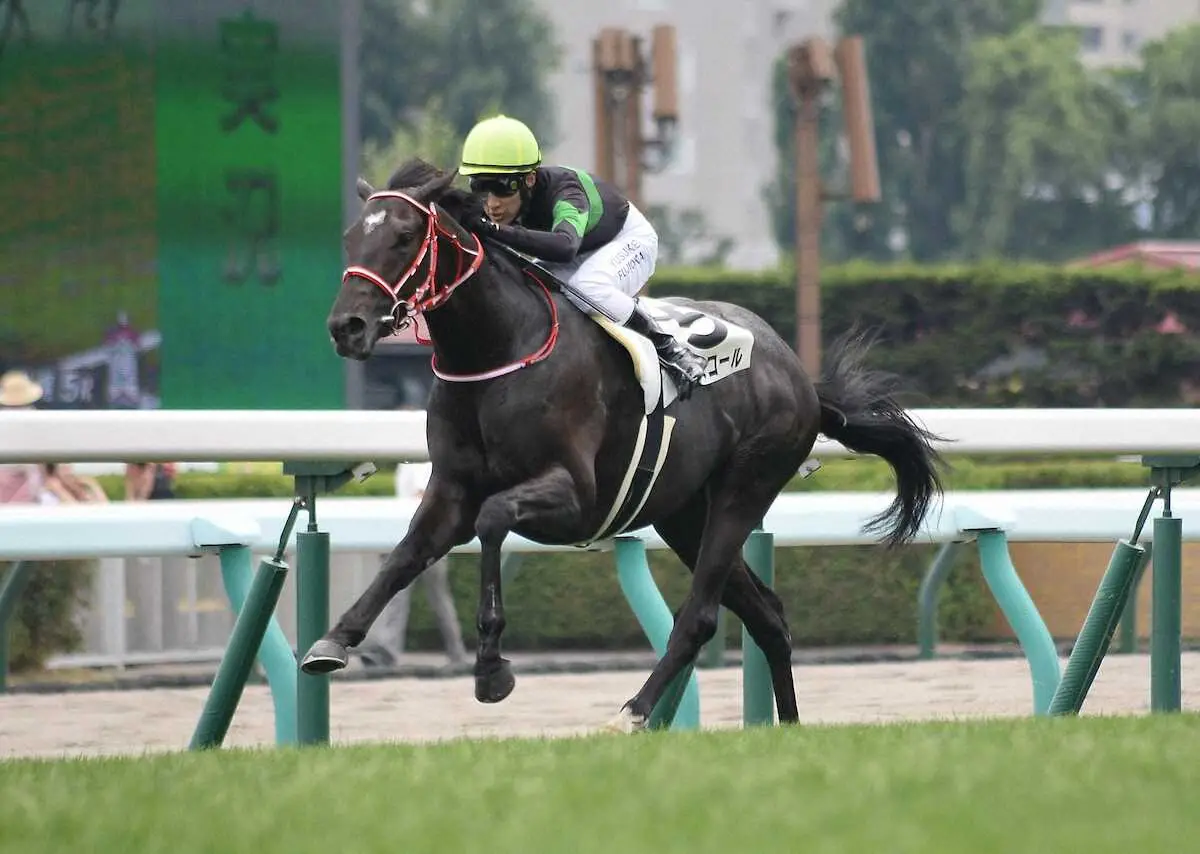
[328, 312, 378, 360]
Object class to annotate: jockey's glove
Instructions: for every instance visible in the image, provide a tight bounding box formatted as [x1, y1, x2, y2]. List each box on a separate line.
[464, 213, 500, 236]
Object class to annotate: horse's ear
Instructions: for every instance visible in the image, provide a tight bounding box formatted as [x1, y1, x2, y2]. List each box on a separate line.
[356, 177, 376, 201]
[412, 168, 459, 204]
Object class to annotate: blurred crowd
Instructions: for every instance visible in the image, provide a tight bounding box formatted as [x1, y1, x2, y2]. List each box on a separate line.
[0, 369, 176, 507]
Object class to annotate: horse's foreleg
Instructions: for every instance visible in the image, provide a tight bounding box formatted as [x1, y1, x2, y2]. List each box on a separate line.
[472, 466, 584, 704]
[299, 482, 477, 675]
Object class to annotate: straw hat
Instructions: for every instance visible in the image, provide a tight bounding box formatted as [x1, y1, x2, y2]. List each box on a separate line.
[0, 370, 44, 407]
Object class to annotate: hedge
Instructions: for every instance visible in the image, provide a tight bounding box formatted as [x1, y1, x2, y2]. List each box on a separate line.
[649, 261, 1200, 408]
[7, 560, 91, 673]
[411, 541, 992, 653]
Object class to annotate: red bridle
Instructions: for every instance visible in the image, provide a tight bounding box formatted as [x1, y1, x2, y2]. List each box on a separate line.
[341, 190, 485, 330]
[340, 190, 559, 383]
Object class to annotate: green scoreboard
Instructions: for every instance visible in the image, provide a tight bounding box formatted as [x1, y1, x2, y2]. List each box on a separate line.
[0, 0, 355, 409]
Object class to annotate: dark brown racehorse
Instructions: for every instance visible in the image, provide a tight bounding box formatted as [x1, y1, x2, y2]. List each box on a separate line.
[302, 158, 945, 731]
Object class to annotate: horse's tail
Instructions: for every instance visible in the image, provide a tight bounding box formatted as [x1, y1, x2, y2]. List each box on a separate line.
[814, 329, 947, 547]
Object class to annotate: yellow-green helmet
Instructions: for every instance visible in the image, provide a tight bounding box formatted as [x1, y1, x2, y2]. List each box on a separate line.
[459, 115, 542, 176]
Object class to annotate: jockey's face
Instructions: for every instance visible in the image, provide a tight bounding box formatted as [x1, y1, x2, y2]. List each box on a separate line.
[483, 172, 535, 226]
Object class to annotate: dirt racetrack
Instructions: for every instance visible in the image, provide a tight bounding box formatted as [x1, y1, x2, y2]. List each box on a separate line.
[2, 652, 1197, 761]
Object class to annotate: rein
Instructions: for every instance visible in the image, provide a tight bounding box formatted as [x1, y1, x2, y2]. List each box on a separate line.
[341, 190, 559, 383]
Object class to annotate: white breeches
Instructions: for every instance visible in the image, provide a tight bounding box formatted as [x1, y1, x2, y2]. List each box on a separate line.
[542, 203, 658, 324]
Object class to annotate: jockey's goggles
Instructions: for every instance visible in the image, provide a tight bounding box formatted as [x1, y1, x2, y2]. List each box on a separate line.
[469, 175, 525, 198]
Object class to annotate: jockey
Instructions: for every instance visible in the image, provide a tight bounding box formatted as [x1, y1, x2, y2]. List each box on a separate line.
[457, 114, 708, 397]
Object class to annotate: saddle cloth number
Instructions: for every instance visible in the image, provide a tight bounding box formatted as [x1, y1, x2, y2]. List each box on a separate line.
[640, 297, 753, 385]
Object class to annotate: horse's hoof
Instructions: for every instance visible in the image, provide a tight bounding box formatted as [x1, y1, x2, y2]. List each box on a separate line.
[474, 658, 516, 704]
[601, 706, 648, 735]
[301, 640, 348, 674]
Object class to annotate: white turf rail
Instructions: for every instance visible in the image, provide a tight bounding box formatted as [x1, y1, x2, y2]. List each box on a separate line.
[1, 408, 1199, 464]
[2, 489, 1199, 563]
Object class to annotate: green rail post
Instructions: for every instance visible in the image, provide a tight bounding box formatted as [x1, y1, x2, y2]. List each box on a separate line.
[613, 535, 701, 731]
[296, 526, 330, 743]
[976, 529, 1061, 716]
[647, 663, 696, 731]
[1151, 513, 1183, 713]
[1047, 540, 1144, 716]
[916, 542, 962, 660]
[1117, 543, 1151, 655]
[189, 556, 290, 750]
[0, 561, 34, 693]
[1142, 455, 1198, 714]
[742, 528, 776, 727]
[284, 461, 377, 747]
[217, 545, 297, 744]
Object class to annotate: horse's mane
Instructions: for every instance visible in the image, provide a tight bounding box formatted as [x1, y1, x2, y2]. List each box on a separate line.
[385, 157, 529, 280]
[385, 157, 471, 211]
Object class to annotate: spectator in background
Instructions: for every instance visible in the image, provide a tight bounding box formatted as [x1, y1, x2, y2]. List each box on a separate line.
[41, 463, 109, 504]
[124, 462, 176, 501]
[0, 370, 46, 505]
[0, 370, 115, 506]
[358, 461, 468, 668]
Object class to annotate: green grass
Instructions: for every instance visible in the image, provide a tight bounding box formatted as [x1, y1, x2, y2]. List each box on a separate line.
[3, 715, 1199, 853]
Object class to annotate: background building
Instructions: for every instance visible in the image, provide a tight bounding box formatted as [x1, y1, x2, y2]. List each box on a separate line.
[1054, 0, 1199, 67]
[533, 0, 837, 272]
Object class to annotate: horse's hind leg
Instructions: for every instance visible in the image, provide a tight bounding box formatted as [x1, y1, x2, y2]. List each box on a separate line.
[615, 464, 797, 730]
[728, 570, 798, 722]
[650, 495, 799, 725]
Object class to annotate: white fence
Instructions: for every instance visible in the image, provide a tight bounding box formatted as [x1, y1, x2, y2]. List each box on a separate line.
[1, 407, 1197, 670]
[2, 407, 1200, 463]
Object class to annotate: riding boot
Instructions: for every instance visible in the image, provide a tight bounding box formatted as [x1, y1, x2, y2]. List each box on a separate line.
[623, 301, 708, 399]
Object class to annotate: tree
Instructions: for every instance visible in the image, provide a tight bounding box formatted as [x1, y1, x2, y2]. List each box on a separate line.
[1130, 24, 1200, 238]
[360, 0, 561, 159]
[767, 0, 1042, 261]
[764, 55, 897, 263]
[955, 23, 1139, 260]
[361, 96, 466, 186]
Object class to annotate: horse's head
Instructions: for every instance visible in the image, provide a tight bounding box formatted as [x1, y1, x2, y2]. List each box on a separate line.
[327, 160, 479, 360]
